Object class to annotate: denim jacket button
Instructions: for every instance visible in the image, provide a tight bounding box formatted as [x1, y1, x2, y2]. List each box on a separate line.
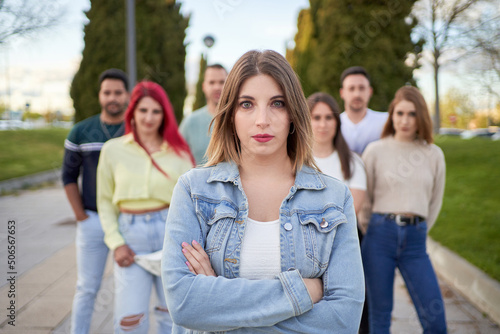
[284, 223, 293, 231]
[320, 218, 328, 228]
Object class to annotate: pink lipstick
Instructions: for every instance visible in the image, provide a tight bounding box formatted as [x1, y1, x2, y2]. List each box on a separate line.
[252, 134, 274, 143]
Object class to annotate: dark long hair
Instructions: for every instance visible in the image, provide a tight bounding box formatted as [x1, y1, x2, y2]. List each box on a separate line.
[307, 92, 353, 180]
[125, 81, 195, 177]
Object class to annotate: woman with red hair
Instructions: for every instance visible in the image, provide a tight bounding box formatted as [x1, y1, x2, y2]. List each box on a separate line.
[97, 81, 194, 333]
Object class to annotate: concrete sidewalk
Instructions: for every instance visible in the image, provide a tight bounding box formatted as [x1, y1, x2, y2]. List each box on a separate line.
[0, 185, 499, 333]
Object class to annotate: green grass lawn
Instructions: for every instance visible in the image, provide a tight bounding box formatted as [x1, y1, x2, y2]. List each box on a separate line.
[0, 128, 69, 181]
[432, 136, 500, 282]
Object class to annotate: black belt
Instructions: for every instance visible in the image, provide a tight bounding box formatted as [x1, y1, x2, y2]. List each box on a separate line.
[382, 213, 425, 226]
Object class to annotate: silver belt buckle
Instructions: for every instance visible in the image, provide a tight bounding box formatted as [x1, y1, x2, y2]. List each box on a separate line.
[395, 215, 405, 226]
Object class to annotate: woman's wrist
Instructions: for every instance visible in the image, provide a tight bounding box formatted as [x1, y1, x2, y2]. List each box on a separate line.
[278, 269, 314, 315]
[76, 213, 89, 222]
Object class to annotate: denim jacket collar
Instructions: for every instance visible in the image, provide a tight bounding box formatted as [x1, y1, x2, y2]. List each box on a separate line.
[207, 161, 326, 191]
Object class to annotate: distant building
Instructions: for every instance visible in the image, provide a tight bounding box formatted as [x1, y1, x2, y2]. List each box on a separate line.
[1, 110, 23, 121]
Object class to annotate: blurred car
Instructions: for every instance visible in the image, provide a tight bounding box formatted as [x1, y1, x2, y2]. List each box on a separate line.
[0, 120, 24, 130]
[439, 128, 464, 136]
[492, 131, 500, 141]
[460, 128, 495, 139]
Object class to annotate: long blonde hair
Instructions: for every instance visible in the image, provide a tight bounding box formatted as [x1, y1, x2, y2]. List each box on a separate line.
[205, 50, 315, 172]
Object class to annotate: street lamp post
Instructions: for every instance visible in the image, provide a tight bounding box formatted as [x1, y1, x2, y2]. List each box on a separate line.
[126, 0, 137, 89]
[203, 35, 215, 64]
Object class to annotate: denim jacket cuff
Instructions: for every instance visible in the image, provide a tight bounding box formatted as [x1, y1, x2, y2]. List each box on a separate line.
[278, 269, 313, 316]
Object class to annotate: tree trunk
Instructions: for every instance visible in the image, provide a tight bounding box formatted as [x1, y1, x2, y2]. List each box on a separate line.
[434, 61, 440, 134]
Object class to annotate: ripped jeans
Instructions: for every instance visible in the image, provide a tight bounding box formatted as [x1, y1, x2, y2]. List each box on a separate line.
[114, 209, 172, 334]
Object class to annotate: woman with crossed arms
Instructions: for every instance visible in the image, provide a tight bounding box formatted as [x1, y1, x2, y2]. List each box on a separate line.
[161, 50, 364, 333]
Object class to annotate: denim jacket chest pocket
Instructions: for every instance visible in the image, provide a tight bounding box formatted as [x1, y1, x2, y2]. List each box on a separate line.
[195, 197, 238, 256]
[298, 207, 347, 277]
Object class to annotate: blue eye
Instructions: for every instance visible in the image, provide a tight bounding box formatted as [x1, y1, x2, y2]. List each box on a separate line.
[272, 100, 285, 108]
[240, 101, 252, 109]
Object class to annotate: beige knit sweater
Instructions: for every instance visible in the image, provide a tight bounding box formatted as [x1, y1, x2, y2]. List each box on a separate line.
[361, 136, 446, 230]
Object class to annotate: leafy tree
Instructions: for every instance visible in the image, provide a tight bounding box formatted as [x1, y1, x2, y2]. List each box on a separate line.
[192, 53, 207, 111]
[286, 8, 317, 96]
[0, 101, 7, 115]
[70, 0, 189, 123]
[288, 0, 422, 111]
[441, 88, 500, 129]
[22, 111, 43, 121]
[440, 88, 475, 128]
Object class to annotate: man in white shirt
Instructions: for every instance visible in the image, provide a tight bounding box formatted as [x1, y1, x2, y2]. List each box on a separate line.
[339, 66, 387, 334]
[339, 66, 388, 155]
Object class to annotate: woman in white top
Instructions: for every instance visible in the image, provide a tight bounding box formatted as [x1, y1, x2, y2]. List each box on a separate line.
[361, 86, 446, 333]
[307, 92, 367, 216]
[308, 92, 370, 332]
[161, 50, 364, 333]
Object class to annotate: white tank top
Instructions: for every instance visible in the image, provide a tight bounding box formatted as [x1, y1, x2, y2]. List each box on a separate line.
[239, 217, 281, 280]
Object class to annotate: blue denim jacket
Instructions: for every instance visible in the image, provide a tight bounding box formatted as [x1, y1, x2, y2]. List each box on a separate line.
[162, 162, 364, 333]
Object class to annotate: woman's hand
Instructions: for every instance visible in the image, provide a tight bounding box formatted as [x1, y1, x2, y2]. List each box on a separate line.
[182, 240, 217, 277]
[76, 213, 89, 222]
[114, 244, 136, 267]
[303, 278, 323, 304]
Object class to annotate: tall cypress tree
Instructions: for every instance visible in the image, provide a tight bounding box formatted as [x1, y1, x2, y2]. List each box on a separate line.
[289, 0, 422, 111]
[70, 0, 189, 123]
[192, 53, 207, 111]
[286, 8, 317, 97]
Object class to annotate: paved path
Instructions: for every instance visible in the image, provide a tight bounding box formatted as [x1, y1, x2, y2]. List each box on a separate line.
[0, 185, 499, 333]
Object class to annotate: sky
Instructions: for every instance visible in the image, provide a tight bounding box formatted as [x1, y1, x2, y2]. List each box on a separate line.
[0, 0, 483, 116]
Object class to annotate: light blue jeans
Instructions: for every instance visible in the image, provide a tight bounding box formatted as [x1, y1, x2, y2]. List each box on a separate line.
[114, 208, 172, 334]
[71, 210, 109, 334]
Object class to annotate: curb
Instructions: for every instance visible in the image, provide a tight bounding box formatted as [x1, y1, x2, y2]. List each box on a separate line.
[0, 168, 61, 193]
[429, 238, 500, 325]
